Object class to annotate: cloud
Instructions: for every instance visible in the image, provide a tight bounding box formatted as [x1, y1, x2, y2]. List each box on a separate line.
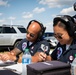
[8, 16, 16, 20]
[60, 6, 76, 16]
[22, 12, 33, 19]
[0, 0, 10, 6]
[0, 19, 5, 23]
[39, 0, 76, 8]
[0, 13, 3, 16]
[45, 21, 53, 32]
[33, 7, 45, 13]
[22, 7, 45, 19]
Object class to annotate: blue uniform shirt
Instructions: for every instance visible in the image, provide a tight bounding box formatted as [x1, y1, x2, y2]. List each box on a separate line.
[51, 39, 76, 64]
[16, 38, 50, 56]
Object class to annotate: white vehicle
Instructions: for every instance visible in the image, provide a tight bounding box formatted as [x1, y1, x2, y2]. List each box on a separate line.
[44, 36, 58, 48]
[0, 24, 26, 50]
[49, 36, 58, 47]
[43, 32, 58, 48]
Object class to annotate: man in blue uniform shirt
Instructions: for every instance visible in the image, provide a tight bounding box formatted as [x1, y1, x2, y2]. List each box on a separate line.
[0, 20, 50, 63]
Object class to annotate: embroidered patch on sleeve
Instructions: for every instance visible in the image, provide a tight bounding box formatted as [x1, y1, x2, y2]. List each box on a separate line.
[41, 44, 48, 52]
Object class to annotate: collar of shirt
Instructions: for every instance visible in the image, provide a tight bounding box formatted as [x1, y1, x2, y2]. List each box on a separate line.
[29, 42, 33, 46]
[66, 44, 70, 50]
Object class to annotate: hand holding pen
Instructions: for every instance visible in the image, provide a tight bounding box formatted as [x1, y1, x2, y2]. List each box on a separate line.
[39, 52, 47, 61]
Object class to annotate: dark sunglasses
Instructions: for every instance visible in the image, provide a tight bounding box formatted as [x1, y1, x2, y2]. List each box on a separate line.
[54, 34, 63, 39]
[26, 31, 35, 38]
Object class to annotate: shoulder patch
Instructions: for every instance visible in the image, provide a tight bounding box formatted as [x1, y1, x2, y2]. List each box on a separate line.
[41, 44, 48, 52]
[57, 47, 63, 59]
[22, 42, 27, 51]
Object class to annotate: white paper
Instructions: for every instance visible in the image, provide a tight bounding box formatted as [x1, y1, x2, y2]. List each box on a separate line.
[4, 63, 22, 74]
[0, 60, 4, 64]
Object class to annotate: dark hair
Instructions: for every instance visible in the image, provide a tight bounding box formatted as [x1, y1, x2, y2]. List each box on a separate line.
[73, 2, 76, 11]
[53, 15, 76, 38]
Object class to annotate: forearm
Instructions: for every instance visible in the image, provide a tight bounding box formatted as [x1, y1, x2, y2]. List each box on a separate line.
[32, 52, 48, 63]
[32, 56, 39, 63]
[10, 48, 21, 56]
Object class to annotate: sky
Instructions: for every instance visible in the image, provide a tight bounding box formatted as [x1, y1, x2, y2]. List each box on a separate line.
[0, 0, 76, 32]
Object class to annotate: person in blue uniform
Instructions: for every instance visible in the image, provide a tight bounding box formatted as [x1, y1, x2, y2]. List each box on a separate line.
[40, 15, 76, 64]
[0, 20, 50, 63]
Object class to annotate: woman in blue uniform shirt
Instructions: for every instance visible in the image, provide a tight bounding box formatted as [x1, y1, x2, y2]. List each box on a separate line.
[44, 15, 76, 64]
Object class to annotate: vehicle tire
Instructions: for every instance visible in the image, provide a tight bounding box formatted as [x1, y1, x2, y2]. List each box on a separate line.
[14, 41, 21, 48]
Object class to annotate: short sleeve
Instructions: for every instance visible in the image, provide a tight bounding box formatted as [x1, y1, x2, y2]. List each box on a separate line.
[16, 38, 26, 52]
[37, 40, 51, 55]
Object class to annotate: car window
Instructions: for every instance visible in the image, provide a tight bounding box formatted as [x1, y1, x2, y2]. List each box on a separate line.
[44, 32, 54, 37]
[0, 27, 2, 33]
[3, 27, 16, 33]
[18, 27, 26, 33]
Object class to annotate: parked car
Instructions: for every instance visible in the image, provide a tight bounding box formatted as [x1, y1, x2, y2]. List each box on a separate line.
[0, 24, 26, 50]
[43, 32, 54, 37]
[43, 32, 58, 48]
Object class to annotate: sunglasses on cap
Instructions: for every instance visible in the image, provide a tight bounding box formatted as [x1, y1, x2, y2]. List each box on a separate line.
[26, 31, 35, 38]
